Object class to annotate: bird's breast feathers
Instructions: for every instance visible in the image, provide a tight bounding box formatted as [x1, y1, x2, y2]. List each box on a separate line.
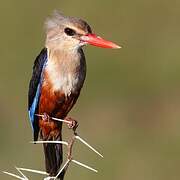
[44, 49, 86, 96]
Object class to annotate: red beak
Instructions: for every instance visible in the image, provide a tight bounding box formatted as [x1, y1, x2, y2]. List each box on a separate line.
[80, 34, 121, 49]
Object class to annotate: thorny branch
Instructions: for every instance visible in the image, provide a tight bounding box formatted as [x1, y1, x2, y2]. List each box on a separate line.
[2, 115, 103, 180]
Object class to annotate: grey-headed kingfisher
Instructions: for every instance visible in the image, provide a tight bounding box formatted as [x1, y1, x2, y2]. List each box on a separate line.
[28, 11, 120, 179]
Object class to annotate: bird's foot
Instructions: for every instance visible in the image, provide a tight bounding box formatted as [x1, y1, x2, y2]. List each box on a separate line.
[64, 117, 78, 131]
[42, 112, 50, 122]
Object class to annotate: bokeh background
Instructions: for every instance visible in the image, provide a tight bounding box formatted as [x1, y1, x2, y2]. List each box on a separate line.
[1, 0, 180, 179]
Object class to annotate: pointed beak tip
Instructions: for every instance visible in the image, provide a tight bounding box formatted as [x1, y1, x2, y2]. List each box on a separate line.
[113, 45, 122, 49]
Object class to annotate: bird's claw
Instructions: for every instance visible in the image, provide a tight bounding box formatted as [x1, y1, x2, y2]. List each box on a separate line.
[42, 112, 50, 122]
[64, 117, 78, 131]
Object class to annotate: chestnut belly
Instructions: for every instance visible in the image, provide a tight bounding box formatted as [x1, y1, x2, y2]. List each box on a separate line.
[38, 88, 80, 119]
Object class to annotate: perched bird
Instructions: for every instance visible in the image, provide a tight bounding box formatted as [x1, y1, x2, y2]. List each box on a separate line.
[28, 11, 120, 179]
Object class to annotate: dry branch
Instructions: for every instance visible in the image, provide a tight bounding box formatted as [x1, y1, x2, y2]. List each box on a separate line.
[2, 116, 103, 179]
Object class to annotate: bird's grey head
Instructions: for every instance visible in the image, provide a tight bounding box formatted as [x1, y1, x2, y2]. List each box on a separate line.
[45, 11, 92, 50]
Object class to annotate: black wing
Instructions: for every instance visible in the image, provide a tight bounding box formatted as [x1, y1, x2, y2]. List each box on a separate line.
[28, 48, 48, 141]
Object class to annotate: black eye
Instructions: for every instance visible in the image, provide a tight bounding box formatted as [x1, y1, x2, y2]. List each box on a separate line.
[64, 28, 76, 36]
[87, 25, 92, 33]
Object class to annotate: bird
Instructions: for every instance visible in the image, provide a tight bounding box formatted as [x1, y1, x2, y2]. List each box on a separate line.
[28, 11, 120, 179]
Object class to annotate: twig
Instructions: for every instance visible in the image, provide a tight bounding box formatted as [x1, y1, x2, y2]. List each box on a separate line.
[3, 115, 103, 179]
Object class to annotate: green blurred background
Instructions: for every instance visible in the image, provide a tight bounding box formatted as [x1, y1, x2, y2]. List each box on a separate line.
[1, 0, 180, 179]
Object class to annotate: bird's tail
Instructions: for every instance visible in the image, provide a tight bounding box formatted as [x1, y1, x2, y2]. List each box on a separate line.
[43, 132, 64, 180]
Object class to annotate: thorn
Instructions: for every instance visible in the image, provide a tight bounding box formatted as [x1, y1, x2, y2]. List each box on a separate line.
[2, 171, 26, 180]
[35, 114, 43, 117]
[72, 159, 98, 173]
[3, 167, 49, 180]
[15, 167, 28, 179]
[30, 141, 68, 146]
[35, 114, 71, 124]
[54, 159, 71, 179]
[75, 135, 103, 158]
[51, 117, 71, 124]
[44, 177, 54, 180]
[17, 167, 49, 175]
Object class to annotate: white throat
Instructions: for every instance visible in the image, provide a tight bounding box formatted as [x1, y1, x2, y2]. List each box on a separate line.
[45, 48, 83, 96]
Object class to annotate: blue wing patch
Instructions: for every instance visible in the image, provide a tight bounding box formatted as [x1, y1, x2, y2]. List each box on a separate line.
[28, 83, 41, 129]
